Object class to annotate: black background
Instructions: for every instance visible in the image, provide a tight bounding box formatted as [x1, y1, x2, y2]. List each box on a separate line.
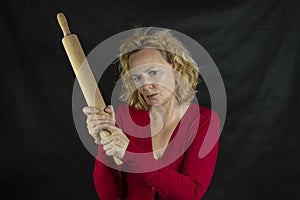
[1, 0, 299, 199]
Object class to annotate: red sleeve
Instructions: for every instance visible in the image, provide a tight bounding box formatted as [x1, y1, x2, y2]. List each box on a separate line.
[143, 110, 220, 200]
[93, 145, 124, 200]
[93, 105, 126, 200]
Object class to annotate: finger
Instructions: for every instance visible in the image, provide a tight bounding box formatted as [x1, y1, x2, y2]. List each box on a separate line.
[83, 106, 99, 115]
[89, 129, 101, 138]
[87, 120, 100, 129]
[86, 116, 112, 126]
[111, 135, 121, 146]
[91, 133, 101, 143]
[103, 142, 113, 151]
[104, 105, 113, 114]
[110, 106, 115, 123]
[101, 123, 119, 133]
[95, 137, 101, 145]
[90, 125, 102, 134]
[100, 135, 113, 145]
[91, 122, 113, 134]
[87, 114, 110, 122]
[87, 120, 97, 127]
[88, 120, 114, 131]
[105, 149, 116, 157]
[92, 122, 115, 134]
[115, 137, 127, 148]
[105, 105, 115, 121]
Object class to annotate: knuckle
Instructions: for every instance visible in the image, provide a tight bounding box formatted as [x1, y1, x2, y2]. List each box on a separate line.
[103, 145, 107, 151]
[106, 149, 113, 156]
[113, 136, 121, 145]
[95, 140, 100, 145]
[88, 131, 95, 136]
[83, 107, 89, 113]
[89, 131, 96, 136]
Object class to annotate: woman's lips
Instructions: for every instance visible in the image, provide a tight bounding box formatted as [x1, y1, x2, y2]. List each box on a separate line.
[146, 94, 157, 99]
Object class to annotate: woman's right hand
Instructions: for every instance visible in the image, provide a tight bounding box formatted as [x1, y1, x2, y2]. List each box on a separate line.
[82, 105, 115, 144]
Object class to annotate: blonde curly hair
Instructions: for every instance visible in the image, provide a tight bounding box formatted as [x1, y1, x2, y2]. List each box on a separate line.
[119, 27, 200, 110]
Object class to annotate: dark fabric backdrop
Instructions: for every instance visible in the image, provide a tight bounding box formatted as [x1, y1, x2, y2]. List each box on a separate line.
[1, 0, 299, 199]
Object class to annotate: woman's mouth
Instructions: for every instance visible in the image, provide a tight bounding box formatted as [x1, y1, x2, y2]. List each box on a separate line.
[146, 94, 157, 99]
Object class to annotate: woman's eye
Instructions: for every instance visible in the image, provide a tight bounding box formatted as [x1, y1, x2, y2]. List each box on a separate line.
[149, 70, 158, 76]
[133, 76, 141, 82]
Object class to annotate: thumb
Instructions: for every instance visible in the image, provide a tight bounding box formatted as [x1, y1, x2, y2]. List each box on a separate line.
[105, 105, 113, 113]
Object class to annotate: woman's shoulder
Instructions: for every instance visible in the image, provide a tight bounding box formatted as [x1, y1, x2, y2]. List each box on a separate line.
[116, 102, 219, 127]
[187, 103, 219, 121]
[184, 103, 220, 156]
[117, 102, 218, 117]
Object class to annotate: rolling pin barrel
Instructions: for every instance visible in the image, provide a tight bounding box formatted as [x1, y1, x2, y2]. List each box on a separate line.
[57, 12, 123, 165]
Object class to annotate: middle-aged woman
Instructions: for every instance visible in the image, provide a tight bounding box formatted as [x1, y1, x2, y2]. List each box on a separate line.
[83, 28, 220, 200]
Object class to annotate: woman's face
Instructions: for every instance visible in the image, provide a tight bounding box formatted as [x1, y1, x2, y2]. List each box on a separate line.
[128, 48, 177, 107]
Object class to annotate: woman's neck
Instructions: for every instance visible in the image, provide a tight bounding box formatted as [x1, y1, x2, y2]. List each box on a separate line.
[149, 98, 190, 128]
[150, 98, 177, 123]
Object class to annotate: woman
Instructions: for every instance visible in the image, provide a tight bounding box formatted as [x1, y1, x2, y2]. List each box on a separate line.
[83, 28, 220, 200]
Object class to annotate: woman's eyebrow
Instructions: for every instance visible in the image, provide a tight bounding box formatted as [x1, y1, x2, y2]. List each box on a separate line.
[130, 66, 157, 76]
[131, 74, 139, 77]
[142, 66, 159, 73]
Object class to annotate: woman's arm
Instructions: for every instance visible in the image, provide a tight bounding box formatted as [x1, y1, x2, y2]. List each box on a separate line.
[93, 145, 124, 200]
[83, 105, 126, 199]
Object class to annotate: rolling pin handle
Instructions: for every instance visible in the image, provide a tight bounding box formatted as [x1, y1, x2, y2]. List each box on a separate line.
[57, 12, 71, 36]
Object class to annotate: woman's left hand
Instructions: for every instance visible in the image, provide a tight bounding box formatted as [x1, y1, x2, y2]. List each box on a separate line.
[100, 124, 129, 160]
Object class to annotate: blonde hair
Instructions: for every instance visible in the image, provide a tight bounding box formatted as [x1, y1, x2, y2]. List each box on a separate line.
[119, 27, 200, 110]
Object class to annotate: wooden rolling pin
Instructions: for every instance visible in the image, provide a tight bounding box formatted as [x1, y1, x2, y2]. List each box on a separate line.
[57, 12, 123, 165]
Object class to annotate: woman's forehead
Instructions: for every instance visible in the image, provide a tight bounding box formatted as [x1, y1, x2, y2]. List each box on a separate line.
[129, 63, 171, 75]
[128, 48, 169, 68]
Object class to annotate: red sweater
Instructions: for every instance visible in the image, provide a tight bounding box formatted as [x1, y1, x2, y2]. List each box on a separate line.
[93, 103, 220, 200]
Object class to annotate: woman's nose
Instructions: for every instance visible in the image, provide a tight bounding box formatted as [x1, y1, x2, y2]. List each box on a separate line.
[137, 75, 152, 90]
[142, 82, 153, 90]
